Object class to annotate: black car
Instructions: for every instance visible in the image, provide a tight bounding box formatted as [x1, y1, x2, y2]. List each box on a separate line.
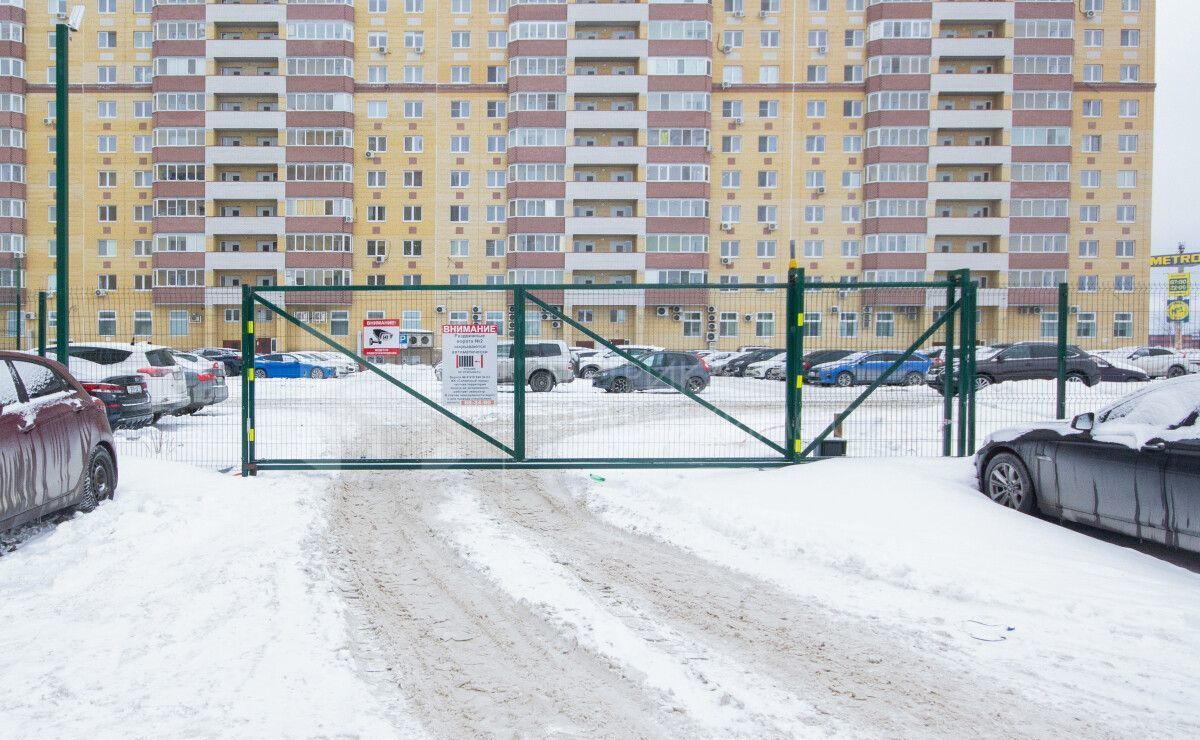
[975, 376, 1200, 553]
[1093, 355, 1151, 383]
[723, 348, 784, 377]
[930, 341, 1101, 393]
[192, 347, 243, 376]
[81, 374, 153, 429]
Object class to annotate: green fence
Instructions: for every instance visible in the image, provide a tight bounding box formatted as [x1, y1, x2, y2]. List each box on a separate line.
[239, 272, 973, 474]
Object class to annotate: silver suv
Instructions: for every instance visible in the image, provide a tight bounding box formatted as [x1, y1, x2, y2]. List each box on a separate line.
[435, 340, 575, 392]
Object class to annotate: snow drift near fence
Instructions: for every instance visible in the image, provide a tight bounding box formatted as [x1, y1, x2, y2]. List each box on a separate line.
[0, 460, 425, 740]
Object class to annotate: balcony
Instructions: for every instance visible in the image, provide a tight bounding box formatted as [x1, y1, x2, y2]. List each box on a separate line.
[931, 38, 1013, 59]
[206, 287, 286, 308]
[930, 73, 1013, 95]
[928, 145, 1010, 166]
[565, 181, 646, 201]
[204, 216, 286, 236]
[206, 111, 285, 130]
[566, 146, 647, 166]
[926, 287, 1009, 308]
[566, 75, 648, 96]
[930, 108, 1012, 130]
[205, 181, 285, 200]
[928, 181, 1010, 201]
[205, 145, 286, 166]
[567, 39, 648, 59]
[204, 250, 286, 271]
[206, 4, 286, 24]
[566, 110, 647, 130]
[932, 2, 1015, 22]
[206, 76, 286, 96]
[565, 216, 646, 235]
[925, 252, 1009, 273]
[206, 39, 286, 60]
[927, 217, 1009, 237]
[564, 252, 646, 273]
[567, 4, 648, 23]
[564, 289, 646, 308]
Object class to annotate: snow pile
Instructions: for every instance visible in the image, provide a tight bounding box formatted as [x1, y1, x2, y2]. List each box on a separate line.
[573, 459, 1200, 736]
[0, 460, 423, 740]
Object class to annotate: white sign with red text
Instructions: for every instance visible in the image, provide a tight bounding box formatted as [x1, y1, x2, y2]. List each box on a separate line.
[441, 324, 498, 405]
[362, 319, 403, 356]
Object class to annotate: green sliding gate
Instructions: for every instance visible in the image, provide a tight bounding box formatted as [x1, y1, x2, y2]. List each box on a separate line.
[240, 271, 976, 475]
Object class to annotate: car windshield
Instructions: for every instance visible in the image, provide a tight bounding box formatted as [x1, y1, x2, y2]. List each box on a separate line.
[1098, 378, 1200, 427]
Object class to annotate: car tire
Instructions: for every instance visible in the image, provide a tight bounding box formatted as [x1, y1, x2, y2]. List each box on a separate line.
[903, 371, 924, 386]
[151, 413, 163, 425]
[254, 368, 267, 379]
[1168, 365, 1188, 378]
[310, 368, 324, 379]
[983, 452, 1036, 514]
[685, 376, 706, 393]
[529, 370, 554, 393]
[610, 376, 631, 394]
[835, 371, 854, 388]
[1065, 372, 1086, 384]
[76, 446, 116, 513]
[580, 366, 599, 379]
[974, 374, 994, 390]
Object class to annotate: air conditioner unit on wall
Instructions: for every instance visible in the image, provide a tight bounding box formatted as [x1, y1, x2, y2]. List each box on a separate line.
[706, 331, 717, 342]
[656, 306, 669, 317]
[418, 335, 432, 346]
[189, 312, 203, 323]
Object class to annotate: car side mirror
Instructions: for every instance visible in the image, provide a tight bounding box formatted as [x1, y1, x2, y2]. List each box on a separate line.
[1071, 412, 1095, 432]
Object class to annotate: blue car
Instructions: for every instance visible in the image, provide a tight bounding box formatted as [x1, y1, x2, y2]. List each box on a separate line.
[253, 353, 337, 379]
[807, 350, 931, 387]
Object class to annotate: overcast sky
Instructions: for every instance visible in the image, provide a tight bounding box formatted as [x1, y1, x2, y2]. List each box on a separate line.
[1151, 0, 1199, 254]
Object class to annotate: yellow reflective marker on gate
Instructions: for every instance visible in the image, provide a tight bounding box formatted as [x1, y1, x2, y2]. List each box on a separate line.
[248, 428, 255, 442]
[796, 313, 804, 327]
[795, 376, 804, 389]
[247, 321, 254, 333]
[794, 440, 802, 453]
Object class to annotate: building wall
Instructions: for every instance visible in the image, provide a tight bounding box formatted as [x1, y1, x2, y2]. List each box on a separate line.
[7, 0, 1154, 353]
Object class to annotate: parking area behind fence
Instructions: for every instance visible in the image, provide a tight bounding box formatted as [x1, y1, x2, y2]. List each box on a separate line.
[12, 278, 1190, 472]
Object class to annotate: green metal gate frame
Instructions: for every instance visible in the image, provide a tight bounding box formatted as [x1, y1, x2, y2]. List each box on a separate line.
[240, 274, 975, 475]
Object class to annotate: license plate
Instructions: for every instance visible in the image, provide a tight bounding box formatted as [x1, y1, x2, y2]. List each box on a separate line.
[127, 385, 141, 394]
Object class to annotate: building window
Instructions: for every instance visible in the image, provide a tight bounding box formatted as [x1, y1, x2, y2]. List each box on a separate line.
[97, 310, 117, 336]
[1040, 312, 1058, 339]
[719, 312, 738, 337]
[168, 310, 189, 336]
[1113, 312, 1133, 338]
[839, 312, 858, 338]
[330, 311, 349, 337]
[1114, 275, 1134, 292]
[875, 312, 895, 338]
[1076, 312, 1096, 339]
[755, 312, 775, 338]
[804, 312, 821, 338]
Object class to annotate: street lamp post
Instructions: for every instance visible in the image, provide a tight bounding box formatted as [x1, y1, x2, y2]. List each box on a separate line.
[54, 7, 83, 365]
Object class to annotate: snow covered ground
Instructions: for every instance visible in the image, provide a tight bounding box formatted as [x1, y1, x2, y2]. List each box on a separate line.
[0, 460, 425, 740]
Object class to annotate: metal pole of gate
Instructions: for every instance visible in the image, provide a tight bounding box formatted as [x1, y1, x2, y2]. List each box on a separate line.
[966, 283, 979, 454]
[1056, 282, 1069, 420]
[241, 285, 254, 476]
[37, 291, 47, 358]
[785, 263, 804, 460]
[941, 277, 957, 457]
[955, 269, 971, 457]
[512, 288, 526, 461]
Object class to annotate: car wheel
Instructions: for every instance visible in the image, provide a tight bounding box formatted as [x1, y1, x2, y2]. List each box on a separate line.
[151, 413, 163, 425]
[1168, 365, 1187, 378]
[983, 452, 1036, 514]
[1065, 372, 1086, 384]
[254, 368, 267, 379]
[529, 370, 554, 393]
[610, 376, 631, 393]
[903, 371, 924, 386]
[685, 376, 706, 393]
[310, 367, 324, 379]
[974, 374, 994, 390]
[76, 446, 116, 513]
[580, 366, 599, 379]
[835, 371, 854, 387]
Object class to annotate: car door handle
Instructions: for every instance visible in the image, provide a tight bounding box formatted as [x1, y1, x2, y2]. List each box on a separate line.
[1142, 441, 1167, 452]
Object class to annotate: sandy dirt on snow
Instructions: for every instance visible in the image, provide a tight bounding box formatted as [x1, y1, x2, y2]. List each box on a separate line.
[327, 443, 1118, 738]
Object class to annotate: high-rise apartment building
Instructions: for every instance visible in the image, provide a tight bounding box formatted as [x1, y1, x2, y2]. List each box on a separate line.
[3, 0, 1154, 350]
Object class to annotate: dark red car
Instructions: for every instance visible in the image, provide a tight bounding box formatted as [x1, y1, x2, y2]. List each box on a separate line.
[0, 351, 118, 533]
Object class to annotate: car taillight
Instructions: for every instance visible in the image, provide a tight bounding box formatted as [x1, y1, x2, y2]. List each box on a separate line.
[138, 367, 172, 377]
[699, 357, 710, 373]
[82, 382, 123, 394]
[197, 372, 215, 382]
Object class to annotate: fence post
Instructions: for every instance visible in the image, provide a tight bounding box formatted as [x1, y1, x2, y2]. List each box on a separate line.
[241, 285, 254, 476]
[955, 269, 971, 457]
[965, 282, 978, 455]
[36, 291, 46, 358]
[512, 288, 526, 461]
[785, 265, 805, 461]
[941, 277, 957, 457]
[1056, 282, 1068, 420]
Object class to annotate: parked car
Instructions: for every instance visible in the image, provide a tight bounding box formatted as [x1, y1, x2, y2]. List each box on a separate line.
[722, 348, 784, 377]
[307, 351, 360, 374]
[76, 365, 153, 430]
[0, 352, 118, 533]
[930, 342, 1102, 393]
[575, 345, 664, 379]
[592, 351, 710, 394]
[191, 347, 243, 377]
[170, 351, 230, 413]
[1092, 354, 1152, 383]
[746, 356, 785, 380]
[253, 353, 337, 379]
[434, 340, 576, 392]
[48, 343, 190, 422]
[704, 351, 744, 374]
[293, 351, 349, 377]
[1095, 346, 1194, 379]
[801, 349, 854, 374]
[974, 375, 1200, 553]
[808, 350, 931, 387]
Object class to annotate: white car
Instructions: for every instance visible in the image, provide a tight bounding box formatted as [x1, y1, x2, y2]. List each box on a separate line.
[1099, 346, 1194, 379]
[295, 351, 350, 377]
[575, 345, 664, 378]
[747, 356, 786, 380]
[48, 342, 190, 420]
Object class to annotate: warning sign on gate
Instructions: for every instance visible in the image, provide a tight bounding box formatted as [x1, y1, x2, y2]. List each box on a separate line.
[362, 318, 402, 356]
[442, 324, 498, 405]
